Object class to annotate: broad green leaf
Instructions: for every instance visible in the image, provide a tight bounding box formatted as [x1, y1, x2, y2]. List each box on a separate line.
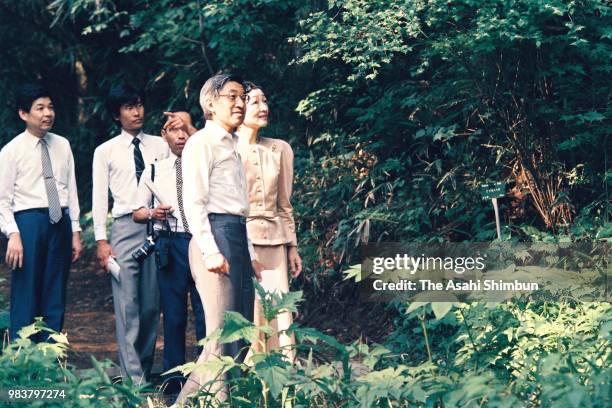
[255, 354, 292, 397]
[219, 311, 259, 344]
[406, 301, 429, 314]
[432, 302, 454, 320]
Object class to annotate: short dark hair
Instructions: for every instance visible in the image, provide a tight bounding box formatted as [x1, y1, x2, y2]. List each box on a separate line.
[17, 84, 52, 112]
[243, 81, 264, 94]
[105, 83, 144, 118]
[199, 73, 243, 119]
[158, 104, 191, 131]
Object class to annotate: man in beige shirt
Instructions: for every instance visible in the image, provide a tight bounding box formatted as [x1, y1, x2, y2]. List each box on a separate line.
[177, 74, 263, 402]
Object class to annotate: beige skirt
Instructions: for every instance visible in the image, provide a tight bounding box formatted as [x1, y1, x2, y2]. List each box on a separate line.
[249, 244, 296, 362]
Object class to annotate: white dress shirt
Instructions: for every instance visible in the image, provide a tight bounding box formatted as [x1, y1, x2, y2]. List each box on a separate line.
[92, 130, 169, 241]
[133, 152, 187, 233]
[0, 130, 81, 237]
[182, 120, 255, 260]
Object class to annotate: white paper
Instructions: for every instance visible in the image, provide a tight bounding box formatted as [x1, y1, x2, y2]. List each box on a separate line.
[143, 178, 172, 207]
[107, 256, 121, 282]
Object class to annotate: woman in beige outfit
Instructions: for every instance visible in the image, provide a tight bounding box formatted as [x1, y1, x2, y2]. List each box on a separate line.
[236, 82, 302, 361]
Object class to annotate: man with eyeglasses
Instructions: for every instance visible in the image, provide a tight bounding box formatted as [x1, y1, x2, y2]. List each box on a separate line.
[176, 73, 264, 403]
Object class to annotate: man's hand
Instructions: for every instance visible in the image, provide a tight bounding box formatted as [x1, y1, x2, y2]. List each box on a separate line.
[163, 111, 197, 136]
[205, 252, 230, 274]
[252, 260, 264, 282]
[5, 232, 23, 270]
[287, 246, 303, 277]
[72, 232, 82, 263]
[151, 204, 174, 220]
[96, 240, 114, 271]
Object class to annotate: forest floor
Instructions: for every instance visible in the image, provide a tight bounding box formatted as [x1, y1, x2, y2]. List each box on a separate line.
[0, 239, 395, 374]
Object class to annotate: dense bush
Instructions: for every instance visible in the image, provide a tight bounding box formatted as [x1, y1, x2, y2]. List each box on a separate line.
[0, 319, 145, 407]
[290, 0, 611, 272]
[171, 286, 611, 407]
[1, 1, 608, 272]
[0, 1, 609, 406]
[1, 287, 609, 407]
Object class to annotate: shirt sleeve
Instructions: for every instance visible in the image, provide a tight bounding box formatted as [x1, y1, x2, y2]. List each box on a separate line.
[277, 141, 298, 246]
[182, 136, 221, 259]
[133, 166, 153, 210]
[0, 145, 19, 237]
[92, 145, 110, 241]
[66, 141, 81, 233]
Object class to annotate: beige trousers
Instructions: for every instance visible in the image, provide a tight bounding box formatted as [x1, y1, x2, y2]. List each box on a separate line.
[249, 244, 296, 362]
[176, 242, 295, 405]
[175, 240, 232, 405]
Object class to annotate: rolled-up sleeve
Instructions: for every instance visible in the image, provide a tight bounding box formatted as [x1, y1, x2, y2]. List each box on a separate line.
[182, 134, 220, 259]
[276, 141, 298, 246]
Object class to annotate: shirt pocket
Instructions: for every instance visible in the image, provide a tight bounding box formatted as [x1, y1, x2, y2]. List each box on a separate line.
[18, 149, 41, 178]
[213, 150, 241, 186]
[108, 154, 136, 186]
[54, 155, 69, 187]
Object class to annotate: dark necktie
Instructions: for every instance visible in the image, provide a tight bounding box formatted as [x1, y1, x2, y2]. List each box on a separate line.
[40, 139, 62, 223]
[132, 138, 145, 184]
[175, 157, 190, 233]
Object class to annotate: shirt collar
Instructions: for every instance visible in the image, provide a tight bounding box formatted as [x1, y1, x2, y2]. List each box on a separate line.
[24, 129, 50, 147]
[205, 120, 235, 141]
[169, 151, 179, 166]
[120, 129, 145, 147]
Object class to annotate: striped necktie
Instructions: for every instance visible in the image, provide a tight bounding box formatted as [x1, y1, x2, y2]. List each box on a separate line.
[132, 137, 145, 184]
[175, 157, 190, 233]
[40, 138, 62, 223]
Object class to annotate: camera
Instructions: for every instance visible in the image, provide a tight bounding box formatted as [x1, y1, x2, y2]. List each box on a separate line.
[132, 235, 156, 262]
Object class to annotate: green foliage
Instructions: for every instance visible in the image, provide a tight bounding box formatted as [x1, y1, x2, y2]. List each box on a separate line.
[0, 284, 608, 407]
[290, 0, 611, 276]
[386, 301, 611, 407]
[173, 287, 611, 407]
[0, 2, 610, 405]
[0, 319, 145, 407]
[1, 0, 608, 279]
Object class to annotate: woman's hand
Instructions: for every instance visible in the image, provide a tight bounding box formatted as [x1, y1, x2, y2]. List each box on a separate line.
[287, 246, 302, 277]
[252, 260, 264, 282]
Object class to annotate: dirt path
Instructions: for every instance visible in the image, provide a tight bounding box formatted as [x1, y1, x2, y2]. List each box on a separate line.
[0, 239, 394, 373]
[0, 242, 200, 373]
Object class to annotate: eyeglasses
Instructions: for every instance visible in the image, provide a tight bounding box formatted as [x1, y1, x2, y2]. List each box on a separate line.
[218, 94, 248, 103]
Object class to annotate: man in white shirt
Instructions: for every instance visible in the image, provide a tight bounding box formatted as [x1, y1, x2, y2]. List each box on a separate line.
[176, 74, 264, 402]
[0, 84, 81, 343]
[132, 112, 205, 394]
[92, 84, 168, 383]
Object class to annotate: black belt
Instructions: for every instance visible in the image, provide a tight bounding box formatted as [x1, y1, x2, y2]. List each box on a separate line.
[156, 230, 192, 240]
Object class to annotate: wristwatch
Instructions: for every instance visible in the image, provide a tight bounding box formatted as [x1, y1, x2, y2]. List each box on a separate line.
[148, 208, 153, 220]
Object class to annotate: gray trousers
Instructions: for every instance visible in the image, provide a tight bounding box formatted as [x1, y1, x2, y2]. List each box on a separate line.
[110, 215, 159, 383]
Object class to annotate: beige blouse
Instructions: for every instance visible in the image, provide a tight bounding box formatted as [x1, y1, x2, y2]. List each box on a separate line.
[238, 137, 298, 247]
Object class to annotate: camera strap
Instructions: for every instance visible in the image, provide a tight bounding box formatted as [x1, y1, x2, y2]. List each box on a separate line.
[147, 163, 156, 236]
